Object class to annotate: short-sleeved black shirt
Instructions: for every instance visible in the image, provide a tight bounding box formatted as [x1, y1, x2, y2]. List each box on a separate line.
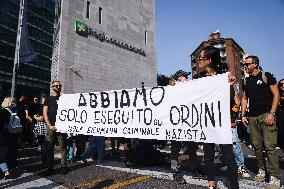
[243, 71, 277, 116]
[37, 104, 44, 116]
[17, 101, 27, 125]
[27, 103, 40, 117]
[44, 96, 59, 125]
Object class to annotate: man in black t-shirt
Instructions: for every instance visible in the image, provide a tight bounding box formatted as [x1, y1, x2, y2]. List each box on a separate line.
[241, 55, 280, 188]
[43, 80, 67, 175]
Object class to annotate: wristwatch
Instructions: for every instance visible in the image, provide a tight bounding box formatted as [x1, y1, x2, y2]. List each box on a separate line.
[269, 112, 276, 116]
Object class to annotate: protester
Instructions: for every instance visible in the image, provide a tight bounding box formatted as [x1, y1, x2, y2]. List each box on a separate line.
[125, 139, 164, 167]
[33, 96, 47, 166]
[193, 46, 239, 189]
[74, 134, 86, 161]
[81, 136, 105, 164]
[169, 70, 205, 184]
[231, 91, 251, 178]
[7, 95, 21, 169]
[0, 97, 17, 179]
[241, 55, 280, 189]
[43, 81, 68, 175]
[26, 95, 41, 146]
[276, 79, 284, 150]
[66, 133, 75, 163]
[110, 137, 121, 155]
[17, 93, 29, 146]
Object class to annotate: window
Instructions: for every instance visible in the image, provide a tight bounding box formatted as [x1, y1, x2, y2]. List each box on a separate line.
[86, 1, 90, 19]
[99, 7, 102, 24]
[144, 31, 147, 44]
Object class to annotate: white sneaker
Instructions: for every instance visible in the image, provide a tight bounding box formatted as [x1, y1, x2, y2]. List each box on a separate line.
[219, 165, 228, 171]
[238, 166, 251, 178]
[265, 176, 280, 189]
[254, 169, 265, 182]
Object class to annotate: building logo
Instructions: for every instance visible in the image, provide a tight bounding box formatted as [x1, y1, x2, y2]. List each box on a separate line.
[75, 20, 88, 37]
[74, 20, 146, 57]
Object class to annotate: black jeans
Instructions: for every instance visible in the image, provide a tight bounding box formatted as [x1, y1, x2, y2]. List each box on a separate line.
[204, 143, 239, 189]
[170, 141, 200, 172]
[7, 132, 18, 169]
[75, 135, 86, 159]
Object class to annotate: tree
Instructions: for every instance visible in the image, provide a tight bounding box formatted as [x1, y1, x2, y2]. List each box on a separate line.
[157, 74, 170, 86]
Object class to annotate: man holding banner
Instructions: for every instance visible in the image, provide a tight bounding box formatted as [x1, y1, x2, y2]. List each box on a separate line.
[193, 46, 239, 189]
[43, 81, 68, 176]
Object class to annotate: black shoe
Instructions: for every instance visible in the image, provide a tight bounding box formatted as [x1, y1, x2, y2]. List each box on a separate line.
[173, 172, 187, 184]
[81, 157, 88, 165]
[43, 168, 53, 176]
[60, 166, 68, 175]
[192, 167, 206, 179]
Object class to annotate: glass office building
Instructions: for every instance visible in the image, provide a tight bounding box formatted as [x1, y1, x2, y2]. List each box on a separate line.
[0, 0, 55, 100]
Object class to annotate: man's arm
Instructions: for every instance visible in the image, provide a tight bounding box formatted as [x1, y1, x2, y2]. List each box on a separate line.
[265, 84, 280, 125]
[43, 105, 56, 130]
[269, 84, 280, 113]
[241, 91, 249, 126]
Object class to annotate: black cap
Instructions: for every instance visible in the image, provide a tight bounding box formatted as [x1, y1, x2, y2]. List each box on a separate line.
[174, 70, 191, 80]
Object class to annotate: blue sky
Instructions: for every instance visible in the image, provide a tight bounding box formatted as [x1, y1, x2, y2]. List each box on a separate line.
[156, 0, 284, 80]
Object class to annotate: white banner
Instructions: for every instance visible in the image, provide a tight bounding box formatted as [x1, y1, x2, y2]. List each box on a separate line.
[56, 73, 232, 144]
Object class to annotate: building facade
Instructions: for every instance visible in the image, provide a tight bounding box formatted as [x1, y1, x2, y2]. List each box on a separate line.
[190, 31, 245, 84]
[52, 0, 157, 94]
[0, 0, 55, 100]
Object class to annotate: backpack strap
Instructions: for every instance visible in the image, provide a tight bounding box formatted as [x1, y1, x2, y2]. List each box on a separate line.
[4, 108, 12, 114]
[261, 71, 267, 84]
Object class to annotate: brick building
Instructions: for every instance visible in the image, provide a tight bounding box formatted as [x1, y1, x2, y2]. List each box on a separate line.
[190, 31, 245, 84]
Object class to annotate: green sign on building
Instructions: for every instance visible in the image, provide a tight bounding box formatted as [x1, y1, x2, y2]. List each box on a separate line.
[75, 20, 88, 37]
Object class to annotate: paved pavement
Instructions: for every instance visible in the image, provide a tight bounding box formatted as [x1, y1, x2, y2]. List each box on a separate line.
[0, 142, 283, 189]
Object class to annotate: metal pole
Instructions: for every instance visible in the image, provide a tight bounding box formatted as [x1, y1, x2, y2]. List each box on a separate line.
[11, 0, 24, 98]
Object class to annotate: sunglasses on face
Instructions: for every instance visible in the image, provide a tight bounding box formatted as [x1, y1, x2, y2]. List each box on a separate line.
[198, 56, 209, 61]
[242, 62, 255, 67]
[52, 84, 61, 88]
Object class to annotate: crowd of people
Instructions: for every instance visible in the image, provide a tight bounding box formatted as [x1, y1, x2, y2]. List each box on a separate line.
[0, 46, 283, 189]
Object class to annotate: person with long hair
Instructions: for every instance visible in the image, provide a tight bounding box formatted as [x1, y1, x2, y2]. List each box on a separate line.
[193, 46, 239, 189]
[0, 97, 17, 179]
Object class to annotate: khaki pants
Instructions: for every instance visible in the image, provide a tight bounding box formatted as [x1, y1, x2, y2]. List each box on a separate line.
[249, 113, 279, 177]
[45, 128, 67, 168]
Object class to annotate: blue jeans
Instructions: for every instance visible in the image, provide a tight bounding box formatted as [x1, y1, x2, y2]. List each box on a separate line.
[66, 137, 75, 161]
[232, 128, 245, 167]
[0, 163, 8, 172]
[82, 136, 105, 161]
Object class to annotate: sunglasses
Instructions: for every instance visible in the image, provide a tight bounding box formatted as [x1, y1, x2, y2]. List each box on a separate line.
[279, 83, 284, 87]
[52, 84, 61, 87]
[198, 56, 209, 61]
[242, 62, 255, 67]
